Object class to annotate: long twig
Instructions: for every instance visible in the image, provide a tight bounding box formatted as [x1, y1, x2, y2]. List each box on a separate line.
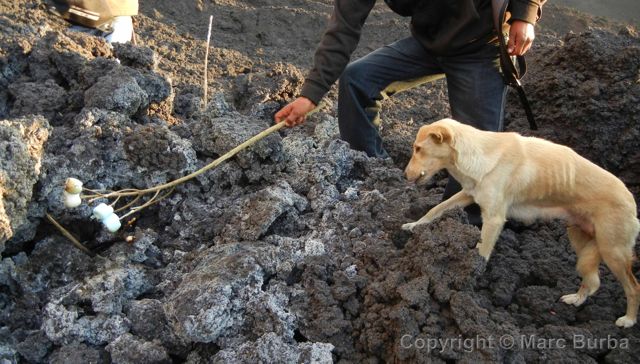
[114, 193, 142, 213]
[203, 15, 213, 110]
[51, 103, 324, 253]
[46, 213, 95, 257]
[119, 188, 174, 220]
[93, 104, 324, 199]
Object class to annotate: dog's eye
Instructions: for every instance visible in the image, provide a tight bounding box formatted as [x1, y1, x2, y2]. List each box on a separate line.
[414, 146, 421, 153]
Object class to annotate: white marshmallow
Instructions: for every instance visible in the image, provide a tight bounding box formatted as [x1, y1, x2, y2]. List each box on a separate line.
[92, 203, 114, 220]
[65, 178, 83, 194]
[102, 213, 122, 233]
[63, 191, 82, 208]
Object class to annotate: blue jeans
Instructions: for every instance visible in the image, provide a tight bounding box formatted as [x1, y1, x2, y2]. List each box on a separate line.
[338, 36, 507, 224]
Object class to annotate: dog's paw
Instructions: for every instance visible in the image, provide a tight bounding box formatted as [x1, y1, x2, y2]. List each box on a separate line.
[615, 315, 637, 328]
[560, 293, 587, 307]
[401, 223, 416, 232]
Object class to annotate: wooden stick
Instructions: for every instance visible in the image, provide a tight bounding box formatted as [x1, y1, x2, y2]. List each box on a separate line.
[49, 104, 323, 249]
[119, 188, 174, 220]
[110, 103, 324, 197]
[203, 15, 213, 110]
[45, 213, 95, 257]
[114, 193, 142, 213]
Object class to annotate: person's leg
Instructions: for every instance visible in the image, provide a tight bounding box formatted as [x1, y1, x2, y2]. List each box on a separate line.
[338, 37, 444, 158]
[440, 45, 507, 225]
[443, 47, 507, 132]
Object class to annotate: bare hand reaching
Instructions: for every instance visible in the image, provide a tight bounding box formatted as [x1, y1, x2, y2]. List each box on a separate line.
[274, 97, 316, 127]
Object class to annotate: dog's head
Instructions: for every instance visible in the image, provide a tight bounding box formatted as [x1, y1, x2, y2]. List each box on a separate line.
[404, 120, 456, 184]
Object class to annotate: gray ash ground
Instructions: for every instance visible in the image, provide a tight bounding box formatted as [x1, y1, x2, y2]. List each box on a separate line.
[1, 1, 640, 363]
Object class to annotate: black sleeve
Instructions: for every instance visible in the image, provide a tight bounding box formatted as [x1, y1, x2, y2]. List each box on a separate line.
[300, 0, 377, 104]
[510, 0, 546, 25]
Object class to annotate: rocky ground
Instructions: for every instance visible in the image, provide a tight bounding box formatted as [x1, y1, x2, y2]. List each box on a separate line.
[1, 0, 639, 363]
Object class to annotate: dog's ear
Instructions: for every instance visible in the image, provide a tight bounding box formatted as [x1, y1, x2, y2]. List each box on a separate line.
[428, 125, 452, 144]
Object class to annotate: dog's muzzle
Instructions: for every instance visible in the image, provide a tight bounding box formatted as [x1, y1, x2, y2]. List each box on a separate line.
[414, 170, 429, 184]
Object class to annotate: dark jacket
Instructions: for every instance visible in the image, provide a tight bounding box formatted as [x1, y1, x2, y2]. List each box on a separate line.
[300, 0, 544, 105]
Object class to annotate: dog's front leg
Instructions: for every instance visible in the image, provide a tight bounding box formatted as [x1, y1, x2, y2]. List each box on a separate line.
[402, 191, 474, 232]
[476, 211, 506, 260]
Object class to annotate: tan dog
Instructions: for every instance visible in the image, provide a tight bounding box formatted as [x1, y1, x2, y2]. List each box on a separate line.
[402, 118, 640, 328]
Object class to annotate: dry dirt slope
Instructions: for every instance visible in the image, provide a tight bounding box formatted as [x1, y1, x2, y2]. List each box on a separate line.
[554, 0, 640, 26]
[0, 0, 639, 363]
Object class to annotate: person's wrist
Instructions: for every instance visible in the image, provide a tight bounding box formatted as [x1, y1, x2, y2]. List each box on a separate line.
[300, 96, 316, 108]
[299, 81, 325, 106]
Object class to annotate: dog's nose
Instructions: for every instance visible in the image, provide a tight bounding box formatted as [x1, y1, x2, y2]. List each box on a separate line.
[404, 168, 425, 182]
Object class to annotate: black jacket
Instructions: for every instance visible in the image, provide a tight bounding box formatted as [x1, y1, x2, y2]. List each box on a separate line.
[300, 0, 544, 105]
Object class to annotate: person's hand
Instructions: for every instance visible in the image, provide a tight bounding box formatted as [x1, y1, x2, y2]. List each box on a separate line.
[508, 20, 535, 56]
[274, 97, 316, 127]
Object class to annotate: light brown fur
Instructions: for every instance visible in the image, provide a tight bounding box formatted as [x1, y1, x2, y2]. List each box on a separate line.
[402, 118, 640, 328]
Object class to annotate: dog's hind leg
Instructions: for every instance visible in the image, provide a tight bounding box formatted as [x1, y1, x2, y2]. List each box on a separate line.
[402, 191, 473, 231]
[595, 224, 640, 328]
[561, 226, 601, 307]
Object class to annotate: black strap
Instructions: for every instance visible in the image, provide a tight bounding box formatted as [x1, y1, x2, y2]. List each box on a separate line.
[492, 0, 538, 130]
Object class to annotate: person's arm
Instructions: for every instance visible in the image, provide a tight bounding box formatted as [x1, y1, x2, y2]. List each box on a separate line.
[507, 0, 546, 56]
[276, 0, 376, 126]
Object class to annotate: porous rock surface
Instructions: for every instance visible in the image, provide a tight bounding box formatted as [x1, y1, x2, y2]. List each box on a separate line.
[0, 116, 50, 253]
